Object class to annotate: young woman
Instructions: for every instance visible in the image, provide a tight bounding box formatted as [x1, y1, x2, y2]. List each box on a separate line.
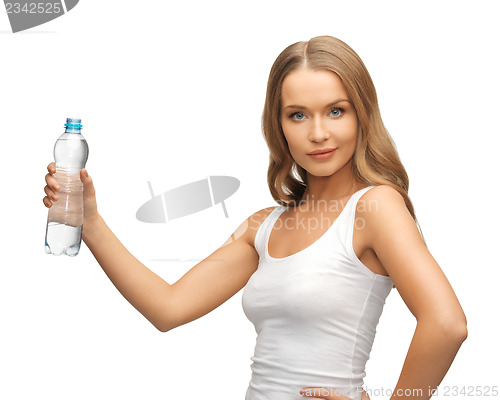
[42, 36, 467, 400]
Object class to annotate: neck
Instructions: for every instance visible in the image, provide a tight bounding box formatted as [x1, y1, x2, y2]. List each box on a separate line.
[300, 158, 363, 206]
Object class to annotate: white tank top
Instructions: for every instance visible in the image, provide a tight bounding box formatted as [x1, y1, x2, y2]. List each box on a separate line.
[242, 186, 393, 400]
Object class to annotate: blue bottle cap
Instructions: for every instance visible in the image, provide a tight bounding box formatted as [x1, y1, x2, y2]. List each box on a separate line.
[65, 118, 82, 129]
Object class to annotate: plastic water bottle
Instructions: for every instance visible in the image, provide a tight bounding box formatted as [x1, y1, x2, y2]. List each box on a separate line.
[45, 118, 89, 256]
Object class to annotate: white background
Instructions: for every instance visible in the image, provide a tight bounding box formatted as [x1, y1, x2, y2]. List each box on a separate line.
[1, 1, 498, 399]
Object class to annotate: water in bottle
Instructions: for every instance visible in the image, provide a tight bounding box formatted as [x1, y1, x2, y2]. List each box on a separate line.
[45, 118, 89, 256]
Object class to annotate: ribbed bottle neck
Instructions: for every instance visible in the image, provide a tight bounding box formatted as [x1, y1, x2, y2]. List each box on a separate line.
[64, 118, 82, 134]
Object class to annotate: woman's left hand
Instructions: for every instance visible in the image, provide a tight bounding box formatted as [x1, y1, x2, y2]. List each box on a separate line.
[299, 387, 371, 400]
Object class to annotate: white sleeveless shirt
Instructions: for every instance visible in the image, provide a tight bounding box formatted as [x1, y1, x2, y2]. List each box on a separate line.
[242, 186, 393, 400]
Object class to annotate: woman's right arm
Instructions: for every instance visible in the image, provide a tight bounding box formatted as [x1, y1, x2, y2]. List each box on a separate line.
[43, 162, 270, 333]
[82, 212, 262, 333]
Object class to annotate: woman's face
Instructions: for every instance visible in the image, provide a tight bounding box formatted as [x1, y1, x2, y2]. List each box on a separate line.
[280, 67, 358, 178]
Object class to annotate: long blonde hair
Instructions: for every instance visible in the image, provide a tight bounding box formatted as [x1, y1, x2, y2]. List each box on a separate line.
[262, 35, 426, 245]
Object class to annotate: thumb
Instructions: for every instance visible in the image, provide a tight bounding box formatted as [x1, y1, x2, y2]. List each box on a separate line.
[80, 168, 89, 181]
[80, 168, 94, 190]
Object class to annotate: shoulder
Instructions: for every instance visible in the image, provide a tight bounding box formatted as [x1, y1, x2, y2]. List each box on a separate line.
[238, 206, 280, 248]
[356, 185, 407, 219]
[357, 185, 420, 249]
[251, 205, 280, 220]
[359, 184, 406, 208]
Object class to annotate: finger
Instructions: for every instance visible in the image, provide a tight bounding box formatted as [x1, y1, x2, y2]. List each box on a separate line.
[45, 172, 59, 191]
[80, 168, 89, 180]
[43, 196, 52, 208]
[44, 185, 58, 201]
[47, 162, 55, 175]
[80, 169, 94, 192]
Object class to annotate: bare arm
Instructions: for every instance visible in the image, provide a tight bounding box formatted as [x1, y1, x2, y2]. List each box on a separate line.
[363, 185, 467, 400]
[82, 215, 175, 331]
[81, 209, 265, 332]
[43, 162, 270, 333]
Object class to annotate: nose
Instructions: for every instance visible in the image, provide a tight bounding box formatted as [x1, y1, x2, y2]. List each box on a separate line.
[308, 116, 330, 142]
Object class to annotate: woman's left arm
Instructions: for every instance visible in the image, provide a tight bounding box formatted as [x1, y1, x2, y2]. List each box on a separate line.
[364, 185, 467, 400]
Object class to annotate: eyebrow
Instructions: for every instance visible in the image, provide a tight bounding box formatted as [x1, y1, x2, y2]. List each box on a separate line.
[283, 98, 350, 110]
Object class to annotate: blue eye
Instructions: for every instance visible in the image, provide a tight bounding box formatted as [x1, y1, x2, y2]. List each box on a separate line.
[289, 108, 344, 121]
[330, 107, 344, 117]
[290, 112, 305, 120]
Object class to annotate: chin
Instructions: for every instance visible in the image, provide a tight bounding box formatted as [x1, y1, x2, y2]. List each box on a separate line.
[313, 171, 339, 177]
[303, 165, 339, 177]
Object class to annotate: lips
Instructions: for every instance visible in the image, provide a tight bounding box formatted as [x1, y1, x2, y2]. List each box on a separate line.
[307, 147, 337, 155]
